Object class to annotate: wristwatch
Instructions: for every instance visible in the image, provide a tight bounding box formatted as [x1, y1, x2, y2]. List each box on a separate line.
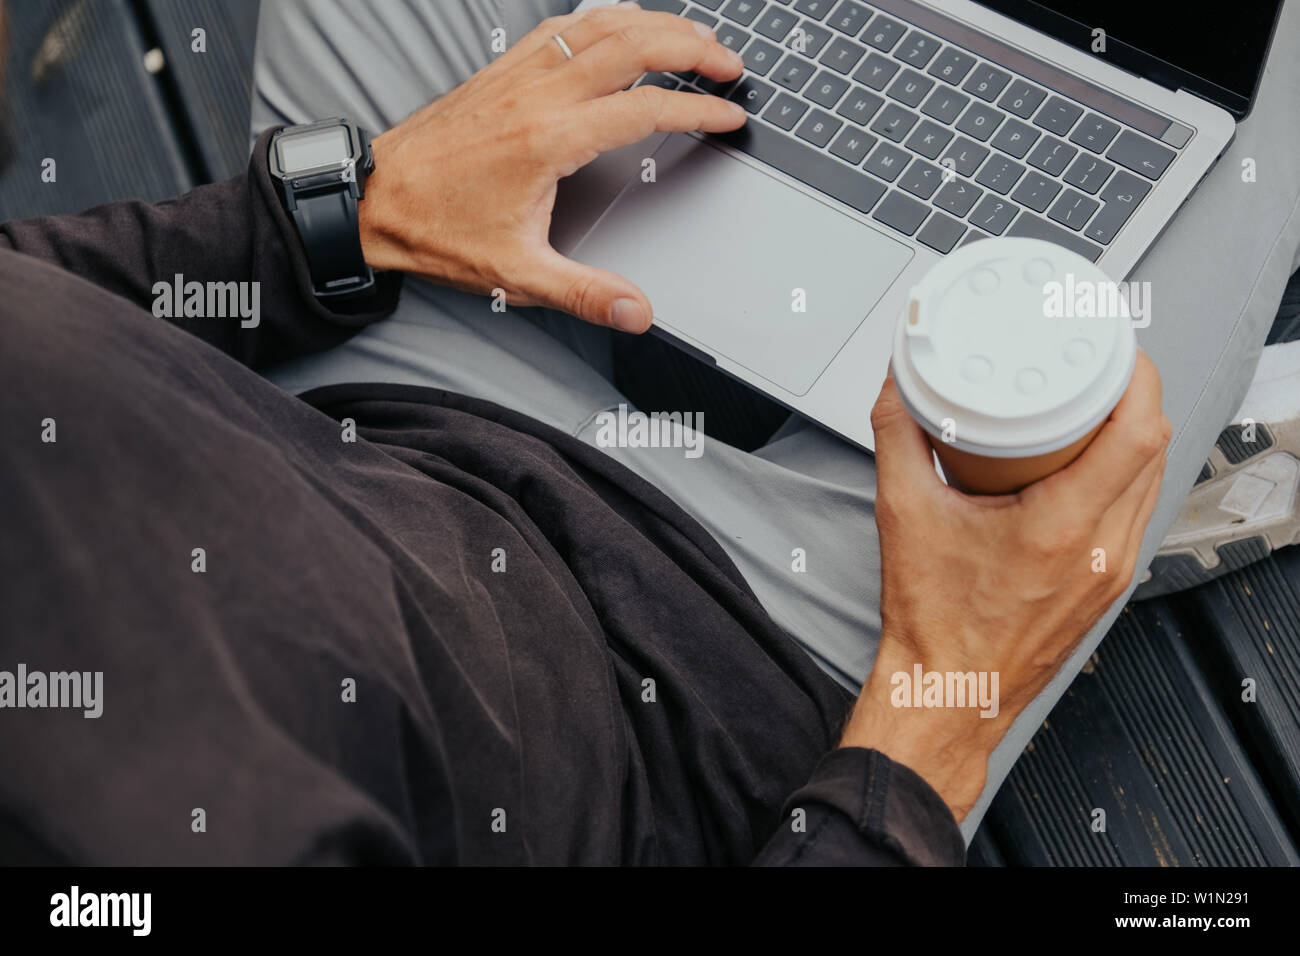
[268, 118, 376, 300]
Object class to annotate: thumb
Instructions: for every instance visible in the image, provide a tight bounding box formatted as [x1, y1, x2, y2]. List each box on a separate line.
[871, 372, 943, 496]
[521, 248, 653, 332]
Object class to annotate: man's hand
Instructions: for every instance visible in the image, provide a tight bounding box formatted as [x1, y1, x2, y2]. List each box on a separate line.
[840, 350, 1172, 822]
[355, 2, 746, 332]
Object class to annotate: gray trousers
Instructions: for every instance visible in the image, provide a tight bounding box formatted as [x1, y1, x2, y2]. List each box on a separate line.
[250, 0, 1300, 838]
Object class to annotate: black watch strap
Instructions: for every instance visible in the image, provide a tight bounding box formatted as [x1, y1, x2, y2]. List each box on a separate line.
[289, 188, 374, 299]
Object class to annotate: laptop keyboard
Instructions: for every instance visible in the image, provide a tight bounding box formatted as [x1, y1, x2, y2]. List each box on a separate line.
[634, 0, 1182, 262]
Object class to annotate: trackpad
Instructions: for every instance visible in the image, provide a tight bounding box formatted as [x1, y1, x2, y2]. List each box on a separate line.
[570, 133, 913, 396]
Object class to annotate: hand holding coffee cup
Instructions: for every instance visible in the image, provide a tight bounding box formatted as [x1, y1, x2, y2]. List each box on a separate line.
[852, 241, 1171, 817]
[890, 237, 1137, 494]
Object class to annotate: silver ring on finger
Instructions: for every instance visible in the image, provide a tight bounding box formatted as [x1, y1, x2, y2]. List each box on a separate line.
[552, 33, 575, 60]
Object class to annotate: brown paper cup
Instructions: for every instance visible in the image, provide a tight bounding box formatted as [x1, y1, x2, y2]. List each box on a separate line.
[927, 421, 1107, 495]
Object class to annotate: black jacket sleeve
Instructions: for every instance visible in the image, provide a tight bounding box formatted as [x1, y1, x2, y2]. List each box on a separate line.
[754, 747, 968, 866]
[0, 127, 402, 369]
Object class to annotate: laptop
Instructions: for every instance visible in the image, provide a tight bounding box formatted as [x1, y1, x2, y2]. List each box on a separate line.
[552, 0, 1282, 449]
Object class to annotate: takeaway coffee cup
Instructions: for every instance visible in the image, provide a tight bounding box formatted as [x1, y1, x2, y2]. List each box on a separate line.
[891, 237, 1137, 495]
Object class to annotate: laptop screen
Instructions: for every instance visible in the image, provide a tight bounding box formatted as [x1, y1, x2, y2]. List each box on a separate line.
[976, 1, 1282, 118]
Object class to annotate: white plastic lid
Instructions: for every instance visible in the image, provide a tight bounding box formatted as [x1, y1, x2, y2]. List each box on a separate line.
[892, 237, 1137, 458]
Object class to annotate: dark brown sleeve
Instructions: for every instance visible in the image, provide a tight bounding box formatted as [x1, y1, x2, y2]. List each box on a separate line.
[0, 127, 402, 369]
[753, 747, 968, 866]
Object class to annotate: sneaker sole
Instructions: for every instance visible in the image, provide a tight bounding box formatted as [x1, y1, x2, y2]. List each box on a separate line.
[1135, 417, 1300, 600]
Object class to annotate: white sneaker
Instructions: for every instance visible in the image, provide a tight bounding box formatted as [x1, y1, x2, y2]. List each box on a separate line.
[1137, 339, 1300, 598]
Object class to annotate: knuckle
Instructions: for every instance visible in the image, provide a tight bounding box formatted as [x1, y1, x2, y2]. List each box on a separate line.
[539, 14, 569, 35]
[1137, 422, 1168, 458]
[563, 273, 604, 321]
[586, 6, 624, 28]
[632, 84, 666, 121]
[875, 487, 917, 530]
[869, 390, 910, 435]
[614, 25, 645, 49]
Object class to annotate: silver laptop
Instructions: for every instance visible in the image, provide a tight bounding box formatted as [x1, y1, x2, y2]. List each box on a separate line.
[553, 0, 1281, 449]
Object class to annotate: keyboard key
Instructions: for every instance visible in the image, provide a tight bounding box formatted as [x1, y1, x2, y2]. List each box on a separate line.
[820, 36, 866, 74]
[727, 75, 777, 112]
[997, 80, 1046, 119]
[694, 0, 726, 8]
[1047, 188, 1100, 230]
[743, 37, 783, 74]
[640, 0, 685, 12]
[917, 211, 966, 253]
[639, 72, 681, 90]
[862, 141, 910, 181]
[941, 137, 988, 177]
[954, 101, 1004, 142]
[926, 47, 976, 85]
[684, 8, 720, 28]
[933, 178, 982, 216]
[974, 154, 1025, 195]
[862, 15, 906, 51]
[787, 20, 832, 57]
[899, 158, 943, 199]
[796, 108, 844, 147]
[870, 103, 919, 142]
[893, 31, 940, 68]
[1099, 168, 1151, 208]
[827, 0, 872, 36]
[764, 92, 809, 129]
[853, 51, 899, 90]
[722, 0, 766, 27]
[887, 69, 934, 108]
[905, 119, 953, 159]
[920, 87, 970, 124]
[835, 86, 884, 125]
[961, 63, 1011, 101]
[829, 127, 878, 164]
[807, 70, 849, 107]
[1083, 170, 1152, 244]
[793, 0, 834, 18]
[873, 189, 930, 235]
[989, 117, 1039, 159]
[716, 22, 751, 51]
[1026, 135, 1076, 176]
[1069, 113, 1121, 153]
[772, 54, 816, 91]
[755, 6, 798, 41]
[1007, 212, 1103, 261]
[1009, 172, 1060, 212]
[1034, 96, 1083, 135]
[1062, 154, 1114, 195]
[968, 195, 1018, 234]
[719, 118, 887, 213]
[1106, 129, 1175, 180]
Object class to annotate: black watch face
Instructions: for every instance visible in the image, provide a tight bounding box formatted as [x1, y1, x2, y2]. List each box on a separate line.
[277, 125, 353, 175]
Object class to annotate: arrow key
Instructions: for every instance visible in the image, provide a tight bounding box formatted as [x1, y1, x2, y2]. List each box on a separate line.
[1106, 128, 1175, 180]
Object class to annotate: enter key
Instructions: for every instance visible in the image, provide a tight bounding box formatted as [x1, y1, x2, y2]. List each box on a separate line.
[1084, 170, 1153, 245]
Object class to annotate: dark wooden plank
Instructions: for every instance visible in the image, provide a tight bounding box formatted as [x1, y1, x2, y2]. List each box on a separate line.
[0, 0, 191, 220]
[1183, 546, 1300, 833]
[978, 600, 1297, 865]
[141, 0, 260, 181]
